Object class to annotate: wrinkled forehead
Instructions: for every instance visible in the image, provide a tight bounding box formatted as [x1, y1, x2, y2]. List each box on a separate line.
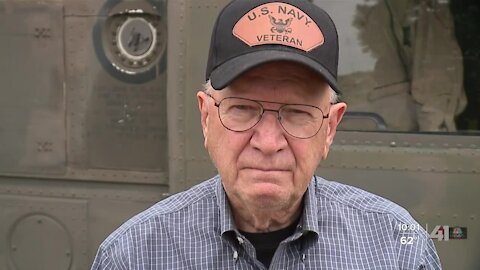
[221, 61, 330, 100]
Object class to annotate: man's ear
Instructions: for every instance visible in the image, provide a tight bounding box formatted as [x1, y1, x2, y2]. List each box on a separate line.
[197, 91, 210, 148]
[322, 102, 347, 160]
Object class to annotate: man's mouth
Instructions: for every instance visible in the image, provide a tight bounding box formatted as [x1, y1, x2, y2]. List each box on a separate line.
[242, 167, 289, 172]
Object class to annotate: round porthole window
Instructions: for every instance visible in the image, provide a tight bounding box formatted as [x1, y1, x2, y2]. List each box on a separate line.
[117, 17, 155, 61]
[93, 0, 166, 83]
[111, 16, 164, 73]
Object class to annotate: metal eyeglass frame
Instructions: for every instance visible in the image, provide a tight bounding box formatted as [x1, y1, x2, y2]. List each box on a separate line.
[205, 92, 331, 139]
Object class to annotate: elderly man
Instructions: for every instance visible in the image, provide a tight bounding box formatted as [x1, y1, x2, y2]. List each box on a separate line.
[91, 0, 441, 269]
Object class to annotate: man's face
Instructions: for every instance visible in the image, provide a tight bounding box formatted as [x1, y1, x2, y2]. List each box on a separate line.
[198, 61, 346, 211]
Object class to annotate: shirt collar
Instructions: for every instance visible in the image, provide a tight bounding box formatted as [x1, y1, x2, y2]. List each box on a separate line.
[215, 175, 237, 235]
[215, 175, 322, 236]
[301, 176, 321, 235]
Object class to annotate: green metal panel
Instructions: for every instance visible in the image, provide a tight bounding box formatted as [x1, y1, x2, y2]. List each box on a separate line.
[0, 2, 65, 175]
[167, 0, 227, 193]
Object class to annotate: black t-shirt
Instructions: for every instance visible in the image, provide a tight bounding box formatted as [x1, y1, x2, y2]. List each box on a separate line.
[239, 220, 298, 268]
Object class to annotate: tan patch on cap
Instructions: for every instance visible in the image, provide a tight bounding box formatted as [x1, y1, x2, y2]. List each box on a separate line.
[233, 2, 324, 52]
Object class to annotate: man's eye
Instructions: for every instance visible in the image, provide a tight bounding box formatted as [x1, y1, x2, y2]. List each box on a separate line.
[284, 108, 312, 117]
[230, 105, 257, 112]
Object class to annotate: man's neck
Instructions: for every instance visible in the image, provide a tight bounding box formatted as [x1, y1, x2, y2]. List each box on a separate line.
[231, 198, 303, 233]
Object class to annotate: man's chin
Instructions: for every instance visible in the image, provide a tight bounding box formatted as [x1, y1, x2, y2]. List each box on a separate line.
[239, 169, 293, 188]
[244, 185, 288, 208]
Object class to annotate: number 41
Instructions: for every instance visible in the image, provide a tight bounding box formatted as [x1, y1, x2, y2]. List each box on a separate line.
[429, 225, 449, 241]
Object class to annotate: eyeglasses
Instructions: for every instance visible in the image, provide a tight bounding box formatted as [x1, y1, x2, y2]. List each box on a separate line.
[206, 93, 330, 139]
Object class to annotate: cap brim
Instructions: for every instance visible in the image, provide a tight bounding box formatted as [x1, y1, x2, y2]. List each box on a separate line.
[209, 50, 340, 93]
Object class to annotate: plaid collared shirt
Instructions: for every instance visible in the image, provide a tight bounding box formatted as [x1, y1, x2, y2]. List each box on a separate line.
[91, 175, 442, 270]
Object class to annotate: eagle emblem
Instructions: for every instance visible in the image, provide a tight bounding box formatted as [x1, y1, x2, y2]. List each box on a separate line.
[268, 15, 293, 34]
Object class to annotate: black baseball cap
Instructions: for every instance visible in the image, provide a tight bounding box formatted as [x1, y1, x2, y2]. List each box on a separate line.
[206, 0, 340, 93]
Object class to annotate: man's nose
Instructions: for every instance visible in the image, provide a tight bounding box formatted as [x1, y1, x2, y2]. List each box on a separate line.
[250, 111, 288, 154]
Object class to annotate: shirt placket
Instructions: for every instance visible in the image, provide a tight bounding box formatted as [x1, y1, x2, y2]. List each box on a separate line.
[268, 228, 308, 270]
[232, 234, 269, 270]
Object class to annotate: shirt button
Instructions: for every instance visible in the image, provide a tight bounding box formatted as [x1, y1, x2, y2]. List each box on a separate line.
[236, 236, 244, 244]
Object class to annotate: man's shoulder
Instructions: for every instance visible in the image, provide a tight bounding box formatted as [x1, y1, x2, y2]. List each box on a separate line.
[99, 176, 219, 249]
[311, 177, 441, 269]
[314, 176, 414, 223]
